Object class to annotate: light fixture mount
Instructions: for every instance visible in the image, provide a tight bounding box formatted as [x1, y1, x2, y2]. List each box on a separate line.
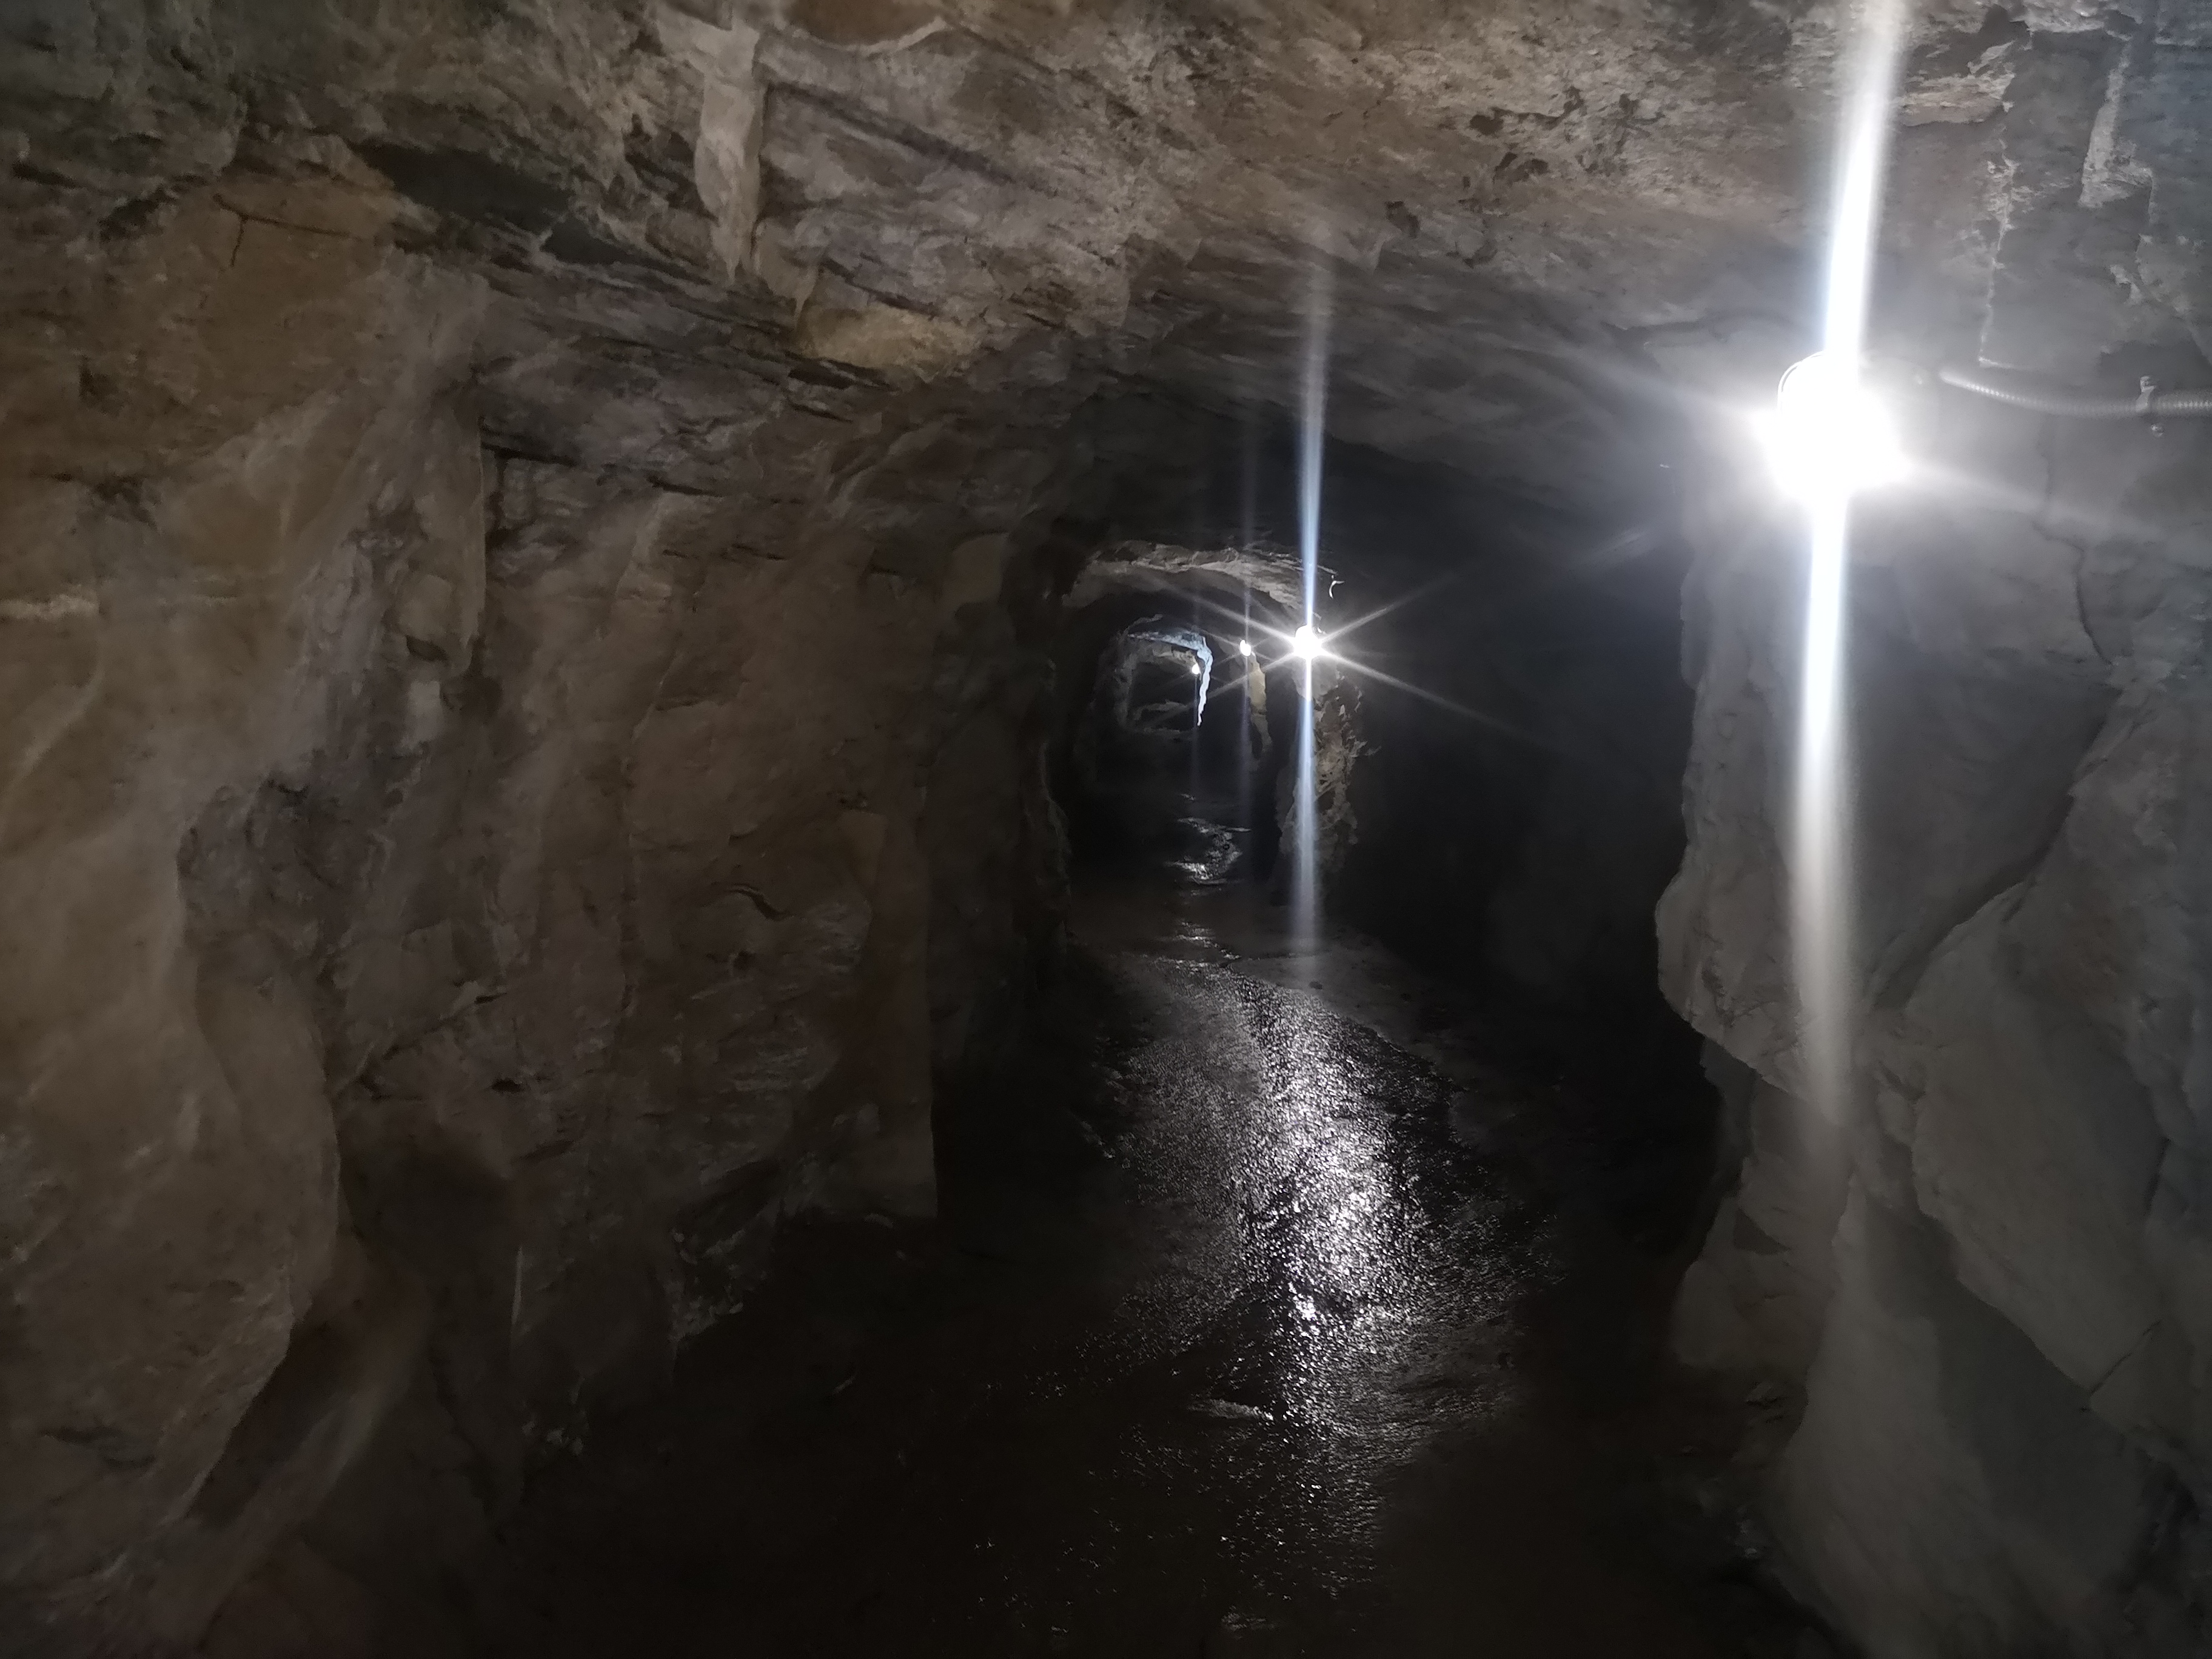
[1758, 350, 1907, 503]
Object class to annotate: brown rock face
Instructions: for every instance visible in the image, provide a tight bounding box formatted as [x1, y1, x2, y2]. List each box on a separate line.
[7, 0, 2212, 1652]
[0, 90, 1080, 1642]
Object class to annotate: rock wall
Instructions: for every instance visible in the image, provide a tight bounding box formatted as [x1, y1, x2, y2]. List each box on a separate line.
[1658, 18, 2212, 1647]
[1333, 524, 1696, 1039]
[0, 32, 1087, 1642]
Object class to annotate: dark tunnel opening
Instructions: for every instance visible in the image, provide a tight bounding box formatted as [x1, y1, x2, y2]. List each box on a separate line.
[1049, 591, 1292, 886]
[1042, 393, 1710, 1111]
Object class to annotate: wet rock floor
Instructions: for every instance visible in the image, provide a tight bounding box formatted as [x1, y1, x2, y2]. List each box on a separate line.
[478, 856, 1824, 1658]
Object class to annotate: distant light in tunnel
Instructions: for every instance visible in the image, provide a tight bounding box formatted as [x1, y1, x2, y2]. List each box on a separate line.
[1238, 638, 1253, 659]
[1191, 662, 1204, 676]
[1757, 350, 1906, 504]
[1291, 625, 1325, 662]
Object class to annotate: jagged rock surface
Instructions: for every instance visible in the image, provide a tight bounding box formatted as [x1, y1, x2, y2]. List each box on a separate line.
[6, 0, 2212, 1654]
[2, 11, 1090, 1639]
[1657, 16, 2212, 1644]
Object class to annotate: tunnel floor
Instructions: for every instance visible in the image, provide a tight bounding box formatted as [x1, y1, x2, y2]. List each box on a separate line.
[473, 836, 1820, 1658]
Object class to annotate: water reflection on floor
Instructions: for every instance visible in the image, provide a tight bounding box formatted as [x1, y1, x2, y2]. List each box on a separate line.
[484, 862, 1818, 1658]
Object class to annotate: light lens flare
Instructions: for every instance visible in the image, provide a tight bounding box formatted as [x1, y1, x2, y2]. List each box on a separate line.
[1791, 0, 1906, 1126]
[1238, 638, 1253, 659]
[1758, 350, 1906, 503]
[1292, 255, 1333, 956]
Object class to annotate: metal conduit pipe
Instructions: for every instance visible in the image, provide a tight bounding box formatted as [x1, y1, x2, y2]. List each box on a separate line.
[1939, 363, 2212, 418]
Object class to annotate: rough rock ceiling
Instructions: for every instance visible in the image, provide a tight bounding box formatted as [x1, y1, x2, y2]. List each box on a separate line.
[6, 0, 2029, 513]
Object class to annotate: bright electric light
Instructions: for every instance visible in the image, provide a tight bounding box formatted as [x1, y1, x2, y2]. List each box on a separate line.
[1758, 350, 1906, 503]
[1190, 662, 1203, 677]
[1237, 638, 1253, 658]
[1291, 624, 1324, 661]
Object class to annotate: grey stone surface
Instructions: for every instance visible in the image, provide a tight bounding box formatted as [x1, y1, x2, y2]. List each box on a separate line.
[1658, 53, 2212, 1640]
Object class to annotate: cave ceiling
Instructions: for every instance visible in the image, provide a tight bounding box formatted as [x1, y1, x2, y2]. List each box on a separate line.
[6, 0, 2025, 523]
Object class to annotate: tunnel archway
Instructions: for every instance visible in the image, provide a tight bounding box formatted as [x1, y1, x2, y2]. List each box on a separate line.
[1050, 574, 1290, 886]
[1043, 397, 1703, 1082]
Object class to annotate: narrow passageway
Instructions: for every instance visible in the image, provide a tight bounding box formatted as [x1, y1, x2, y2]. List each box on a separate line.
[478, 836, 1811, 1658]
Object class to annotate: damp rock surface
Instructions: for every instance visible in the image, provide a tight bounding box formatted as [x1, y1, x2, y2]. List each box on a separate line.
[449, 876, 1800, 1658]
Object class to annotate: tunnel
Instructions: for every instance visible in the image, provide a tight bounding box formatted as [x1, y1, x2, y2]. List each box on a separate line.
[8, 4, 2212, 1656]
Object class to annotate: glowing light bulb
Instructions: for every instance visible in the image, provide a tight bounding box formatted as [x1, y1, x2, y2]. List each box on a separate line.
[1758, 350, 1906, 503]
[1237, 639, 1253, 658]
[1190, 662, 1202, 677]
[1291, 624, 1326, 661]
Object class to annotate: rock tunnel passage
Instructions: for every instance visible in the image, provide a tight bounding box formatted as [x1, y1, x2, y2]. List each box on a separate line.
[464, 860, 1801, 1659]
[16, 4, 2212, 1656]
